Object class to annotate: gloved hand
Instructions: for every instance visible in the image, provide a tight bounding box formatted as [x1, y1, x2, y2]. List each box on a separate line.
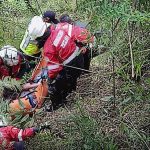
[89, 36, 96, 49]
[48, 77, 55, 85]
[26, 79, 34, 84]
[33, 127, 40, 133]
[39, 124, 51, 131]
[33, 124, 51, 133]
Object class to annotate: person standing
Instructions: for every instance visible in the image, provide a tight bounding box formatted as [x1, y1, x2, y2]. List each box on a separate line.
[20, 10, 59, 60]
[43, 21, 94, 110]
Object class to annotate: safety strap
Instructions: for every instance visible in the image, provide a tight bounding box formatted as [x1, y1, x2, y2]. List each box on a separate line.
[27, 94, 37, 108]
[33, 68, 48, 83]
[18, 129, 23, 141]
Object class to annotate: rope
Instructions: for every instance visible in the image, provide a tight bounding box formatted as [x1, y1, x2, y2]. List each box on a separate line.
[28, 53, 114, 77]
[21, 0, 99, 73]
[28, 54, 94, 73]
[1, 47, 112, 75]
[0, 44, 97, 74]
[0, 0, 110, 75]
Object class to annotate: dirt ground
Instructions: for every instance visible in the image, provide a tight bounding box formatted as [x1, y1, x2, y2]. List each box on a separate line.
[25, 58, 150, 150]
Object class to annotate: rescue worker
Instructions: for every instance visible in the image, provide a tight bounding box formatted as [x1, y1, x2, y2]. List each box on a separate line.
[0, 45, 30, 79]
[0, 115, 51, 150]
[44, 21, 94, 111]
[0, 115, 37, 150]
[20, 11, 59, 60]
[59, 14, 95, 72]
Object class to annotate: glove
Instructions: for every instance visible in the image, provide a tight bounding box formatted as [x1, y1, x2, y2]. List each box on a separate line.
[48, 77, 56, 85]
[33, 127, 40, 133]
[39, 124, 51, 131]
[33, 124, 51, 133]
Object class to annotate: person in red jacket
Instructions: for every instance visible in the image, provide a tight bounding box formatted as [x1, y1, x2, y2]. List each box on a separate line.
[0, 115, 50, 150]
[44, 22, 94, 111]
[0, 45, 31, 80]
[0, 45, 22, 79]
[59, 14, 96, 73]
[0, 115, 39, 150]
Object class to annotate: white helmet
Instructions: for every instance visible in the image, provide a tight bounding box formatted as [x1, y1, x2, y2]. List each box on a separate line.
[0, 45, 19, 66]
[0, 115, 8, 127]
[28, 16, 50, 40]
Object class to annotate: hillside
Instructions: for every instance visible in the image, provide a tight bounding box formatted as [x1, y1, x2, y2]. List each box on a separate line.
[0, 0, 150, 150]
[24, 56, 149, 150]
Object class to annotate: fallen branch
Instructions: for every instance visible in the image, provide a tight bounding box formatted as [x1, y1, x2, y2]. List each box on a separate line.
[127, 24, 135, 78]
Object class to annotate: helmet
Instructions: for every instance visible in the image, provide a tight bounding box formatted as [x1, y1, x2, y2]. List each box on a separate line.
[0, 115, 8, 127]
[28, 16, 50, 40]
[59, 14, 72, 24]
[0, 45, 19, 66]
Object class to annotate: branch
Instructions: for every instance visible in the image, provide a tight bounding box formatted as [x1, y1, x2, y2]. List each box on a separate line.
[127, 24, 135, 78]
[112, 17, 121, 32]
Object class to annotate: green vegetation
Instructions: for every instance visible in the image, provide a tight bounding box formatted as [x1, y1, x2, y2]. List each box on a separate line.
[0, 0, 149, 149]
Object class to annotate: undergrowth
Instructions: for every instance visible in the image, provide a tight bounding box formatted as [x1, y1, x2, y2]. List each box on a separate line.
[0, 0, 149, 149]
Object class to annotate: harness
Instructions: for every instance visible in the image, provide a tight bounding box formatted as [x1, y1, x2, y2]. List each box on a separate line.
[19, 67, 48, 109]
[46, 23, 81, 70]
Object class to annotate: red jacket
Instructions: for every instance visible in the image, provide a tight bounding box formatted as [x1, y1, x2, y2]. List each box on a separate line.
[44, 22, 93, 78]
[0, 126, 35, 150]
[0, 57, 21, 79]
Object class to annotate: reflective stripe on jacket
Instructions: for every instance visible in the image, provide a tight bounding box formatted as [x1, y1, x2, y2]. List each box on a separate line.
[20, 30, 40, 56]
[44, 22, 94, 78]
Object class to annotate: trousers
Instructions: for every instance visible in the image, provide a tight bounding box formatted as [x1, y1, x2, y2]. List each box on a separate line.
[48, 53, 84, 110]
[13, 141, 25, 150]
